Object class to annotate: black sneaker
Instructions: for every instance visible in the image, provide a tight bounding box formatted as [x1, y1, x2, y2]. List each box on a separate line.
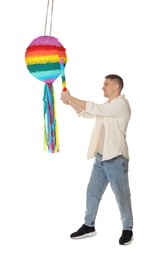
[70, 224, 97, 239]
[119, 230, 133, 245]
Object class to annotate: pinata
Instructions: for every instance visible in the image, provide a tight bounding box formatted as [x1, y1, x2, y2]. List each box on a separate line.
[25, 0, 68, 153]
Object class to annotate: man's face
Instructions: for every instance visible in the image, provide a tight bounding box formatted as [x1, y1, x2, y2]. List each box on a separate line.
[102, 78, 116, 98]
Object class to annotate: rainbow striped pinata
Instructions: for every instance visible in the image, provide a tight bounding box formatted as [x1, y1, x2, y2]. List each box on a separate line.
[25, 35, 68, 153]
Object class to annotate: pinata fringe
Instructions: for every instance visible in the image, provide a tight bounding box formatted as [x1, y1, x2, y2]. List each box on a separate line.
[60, 59, 66, 89]
[43, 83, 59, 153]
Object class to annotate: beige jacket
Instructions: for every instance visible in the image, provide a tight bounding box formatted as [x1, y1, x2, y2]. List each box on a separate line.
[78, 95, 131, 161]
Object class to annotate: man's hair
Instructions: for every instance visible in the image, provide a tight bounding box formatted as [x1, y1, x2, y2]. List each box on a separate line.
[105, 74, 124, 90]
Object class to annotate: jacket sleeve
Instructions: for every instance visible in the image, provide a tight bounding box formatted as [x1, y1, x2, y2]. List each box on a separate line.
[85, 99, 130, 117]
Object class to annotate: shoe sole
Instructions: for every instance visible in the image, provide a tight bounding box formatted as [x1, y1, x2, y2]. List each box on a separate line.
[120, 236, 133, 245]
[71, 231, 97, 239]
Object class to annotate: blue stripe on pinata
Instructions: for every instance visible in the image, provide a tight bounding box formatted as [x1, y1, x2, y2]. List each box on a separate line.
[31, 70, 61, 81]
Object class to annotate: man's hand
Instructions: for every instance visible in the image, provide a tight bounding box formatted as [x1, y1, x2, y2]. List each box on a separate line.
[62, 99, 70, 105]
[61, 89, 87, 111]
[61, 89, 70, 101]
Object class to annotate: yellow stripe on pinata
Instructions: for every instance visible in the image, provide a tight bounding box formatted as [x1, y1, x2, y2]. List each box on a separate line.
[26, 55, 60, 65]
[62, 81, 66, 88]
[43, 119, 48, 152]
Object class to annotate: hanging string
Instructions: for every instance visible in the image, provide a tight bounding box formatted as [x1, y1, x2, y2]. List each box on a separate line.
[50, 0, 54, 36]
[44, 0, 54, 36]
[44, 0, 49, 35]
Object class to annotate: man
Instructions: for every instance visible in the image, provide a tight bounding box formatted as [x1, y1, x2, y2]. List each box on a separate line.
[61, 74, 133, 245]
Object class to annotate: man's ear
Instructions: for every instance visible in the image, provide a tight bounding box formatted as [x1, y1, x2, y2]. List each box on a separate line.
[114, 84, 119, 91]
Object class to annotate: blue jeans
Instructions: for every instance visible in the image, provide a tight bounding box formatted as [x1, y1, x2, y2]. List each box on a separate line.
[84, 153, 133, 230]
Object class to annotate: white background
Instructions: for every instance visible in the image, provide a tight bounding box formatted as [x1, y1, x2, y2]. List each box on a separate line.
[0, 0, 160, 259]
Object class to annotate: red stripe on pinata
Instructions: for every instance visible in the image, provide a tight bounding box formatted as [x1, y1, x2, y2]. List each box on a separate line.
[26, 45, 66, 53]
